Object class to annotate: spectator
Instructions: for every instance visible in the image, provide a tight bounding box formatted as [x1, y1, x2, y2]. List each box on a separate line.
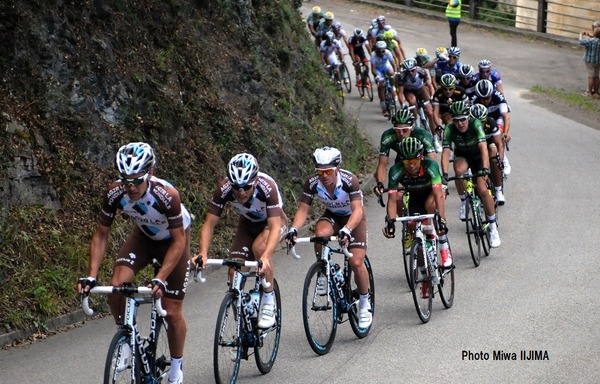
[579, 25, 600, 98]
[446, 0, 462, 47]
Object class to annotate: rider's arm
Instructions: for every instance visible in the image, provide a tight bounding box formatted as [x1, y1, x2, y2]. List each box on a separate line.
[88, 223, 111, 278]
[501, 111, 511, 141]
[375, 155, 389, 185]
[290, 201, 311, 229]
[478, 141, 490, 170]
[198, 212, 219, 259]
[345, 199, 364, 233]
[441, 147, 451, 175]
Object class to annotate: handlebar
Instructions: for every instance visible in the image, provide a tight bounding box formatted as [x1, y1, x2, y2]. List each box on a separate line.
[288, 236, 353, 259]
[203, 258, 271, 289]
[81, 286, 166, 317]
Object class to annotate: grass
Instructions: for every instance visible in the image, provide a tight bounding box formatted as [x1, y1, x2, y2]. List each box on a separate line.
[531, 85, 600, 113]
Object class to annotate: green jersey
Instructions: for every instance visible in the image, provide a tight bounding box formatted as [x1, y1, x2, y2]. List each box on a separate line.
[387, 157, 443, 194]
[379, 127, 436, 161]
[442, 118, 486, 156]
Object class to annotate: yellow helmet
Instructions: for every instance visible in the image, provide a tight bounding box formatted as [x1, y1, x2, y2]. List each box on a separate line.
[325, 12, 334, 20]
[383, 31, 394, 40]
[436, 47, 447, 56]
[416, 47, 428, 56]
[312, 6, 321, 13]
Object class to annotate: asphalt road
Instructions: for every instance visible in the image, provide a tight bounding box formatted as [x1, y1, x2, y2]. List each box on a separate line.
[2, 1, 599, 383]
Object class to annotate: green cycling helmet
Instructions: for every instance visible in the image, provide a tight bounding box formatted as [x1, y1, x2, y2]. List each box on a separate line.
[392, 108, 415, 125]
[399, 137, 424, 159]
[440, 73, 457, 88]
[450, 100, 471, 117]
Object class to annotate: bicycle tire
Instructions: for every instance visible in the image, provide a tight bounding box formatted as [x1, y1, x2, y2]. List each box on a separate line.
[364, 72, 374, 101]
[255, 279, 282, 374]
[214, 292, 241, 384]
[302, 262, 337, 355]
[357, 71, 365, 98]
[149, 316, 170, 382]
[104, 328, 140, 384]
[437, 241, 455, 309]
[465, 198, 482, 267]
[409, 240, 432, 323]
[347, 255, 375, 338]
[402, 224, 412, 289]
[341, 62, 352, 93]
[385, 86, 397, 120]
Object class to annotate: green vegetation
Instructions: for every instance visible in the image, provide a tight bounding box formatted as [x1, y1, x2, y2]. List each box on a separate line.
[0, 0, 374, 334]
[531, 85, 600, 114]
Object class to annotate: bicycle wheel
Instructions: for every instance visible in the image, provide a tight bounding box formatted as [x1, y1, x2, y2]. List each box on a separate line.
[104, 328, 140, 384]
[437, 241, 455, 309]
[255, 279, 282, 374]
[149, 316, 170, 382]
[465, 198, 482, 267]
[357, 70, 365, 98]
[341, 63, 352, 93]
[409, 240, 432, 323]
[402, 224, 412, 289]
[385, 88, 396, 120]
[214, 292, 241, 384]
[364, 72, 374, 101]
[480, 204, 491, 257]
[302, 262, 337, 355]
[347, 255, 375, 338]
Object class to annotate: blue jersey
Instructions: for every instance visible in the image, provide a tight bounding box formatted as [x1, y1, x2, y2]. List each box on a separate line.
[473, 69, 502, 90]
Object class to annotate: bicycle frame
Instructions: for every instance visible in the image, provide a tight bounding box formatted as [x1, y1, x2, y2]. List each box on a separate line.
[394, 214, 440, 285]
[82, 286, 167, 383]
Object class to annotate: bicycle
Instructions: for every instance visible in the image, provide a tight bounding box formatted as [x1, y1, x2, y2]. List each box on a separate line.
[356, 61, 373, 101]
[410, 99, 430, 133]
[81, 283, 170, 384]
[196, 259, 281, 384]
[383, 75, 397, 119]
[289, 236, 375, 355]
[391, 211, 454, 323]
[448, 169, 493, 267]
[340, 59, 352, 94]
[326, 64, 345, 105]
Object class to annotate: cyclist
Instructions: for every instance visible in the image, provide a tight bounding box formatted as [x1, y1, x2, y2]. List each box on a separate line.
[473, 59, 504, 94]
[441, 101, 501, 248]
[285, 147, 372, 328]
[425, 46, 463, 85]
[307, 6, 325, 45]
[371, 40, 397, 117]
[374, 108, 437, 210]
[332, 22, 349, 52]
[320, 31, 345, 88]
[469, 103, 506, 205]
[195, 153, 287, 329]
[379, 31, 403, 69]
[471, 79, 511, 174]
[414, 48, 437, 94]
[315, 11, 335, 47]
[457, 63, 477, 98]
[370, 16, 406, 60]
[382, 137, 451, 298]
[348, 28, 371, 88]
[396, 58, 437, 142]
[431, 73, 468, 146]
[77, 142, 191, 384]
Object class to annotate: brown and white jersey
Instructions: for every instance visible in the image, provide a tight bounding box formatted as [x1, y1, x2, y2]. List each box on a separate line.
[300, 169, 363, 217]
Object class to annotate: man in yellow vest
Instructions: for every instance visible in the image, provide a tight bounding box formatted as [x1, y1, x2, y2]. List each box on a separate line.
[446, 0, 462, 47]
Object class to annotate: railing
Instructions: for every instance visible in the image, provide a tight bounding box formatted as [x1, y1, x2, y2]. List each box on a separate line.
[396, 0, 600, 39]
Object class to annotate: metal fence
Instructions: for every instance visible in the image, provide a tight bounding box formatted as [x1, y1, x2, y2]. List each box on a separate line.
[397, 0, 600, 38]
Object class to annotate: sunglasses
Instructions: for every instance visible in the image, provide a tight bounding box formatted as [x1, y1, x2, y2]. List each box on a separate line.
[480, 70, 491, 74]
[315, 167, 336, 176]
[231, 183, 254, 191]
[394, 126, 413, 131]
[442, 87, 455, 91]
[453, 117, 468, 122]
[449, 55, 459, 59]
[402, 158, 421, 166]
[120, 172, 148, 186]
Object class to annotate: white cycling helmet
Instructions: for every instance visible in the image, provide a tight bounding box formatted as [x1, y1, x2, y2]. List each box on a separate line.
[375, 41, 387, 50]
[116, 142, 155, 176]
[313, 147, 342, 166]
[478, 59, 492, 69]
[227, 153, 259, 186]
[475, 79, 494, 98]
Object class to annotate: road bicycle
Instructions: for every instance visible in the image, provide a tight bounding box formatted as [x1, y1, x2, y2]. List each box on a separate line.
[289, 236, 375, 355]
[383, 75, 397, 119]
[391, 211, 454, 323]
[356, 61, 373, 101]
[340, 59, 352, 94]
[196, 259, 281, 384]
[326, 64, 345, 105]
[81, 284, 169, 384]
[448, 170, 493, 267]
[409, 99, 430, 133]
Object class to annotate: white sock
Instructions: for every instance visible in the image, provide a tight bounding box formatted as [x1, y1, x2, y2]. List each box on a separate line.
[169, 357, 183, 382]
[359, 293, 370, 309]
[261, 290, 275, 305]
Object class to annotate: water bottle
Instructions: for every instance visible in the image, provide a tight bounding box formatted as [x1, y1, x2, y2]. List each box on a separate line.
[249, 289, 260, 318]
